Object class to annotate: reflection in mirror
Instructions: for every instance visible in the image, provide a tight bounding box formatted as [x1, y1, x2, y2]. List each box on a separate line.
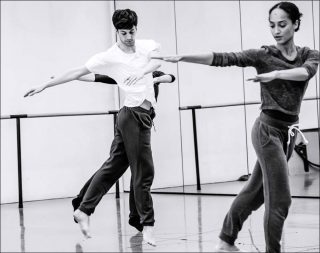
[19, 208, 25, 253]
[129, 233, 143, 252]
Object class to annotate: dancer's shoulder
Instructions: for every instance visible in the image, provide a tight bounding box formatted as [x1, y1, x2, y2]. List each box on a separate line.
[136, 40, 161, 52]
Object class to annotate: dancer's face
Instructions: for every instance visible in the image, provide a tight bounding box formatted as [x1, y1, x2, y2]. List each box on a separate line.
[117, 26, 137, 48]
[269, 8, 298, 45]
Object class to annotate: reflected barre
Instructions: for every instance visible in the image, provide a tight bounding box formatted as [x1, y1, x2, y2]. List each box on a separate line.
[0, 110, 120, 208]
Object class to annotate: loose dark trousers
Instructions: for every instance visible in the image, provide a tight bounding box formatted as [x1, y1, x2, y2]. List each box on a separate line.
[72, 106, 155, 226]
[219, 112, 298, 253]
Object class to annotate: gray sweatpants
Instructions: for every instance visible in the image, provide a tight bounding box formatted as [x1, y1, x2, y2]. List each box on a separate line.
[74, 106, 155, 226]
[219, 111, 298, 253]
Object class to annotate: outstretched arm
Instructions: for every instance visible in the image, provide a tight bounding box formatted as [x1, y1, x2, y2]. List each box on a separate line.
[247, 68, 310, 83]
[24, 66, 90, 97]
[152, 53, 213, 65]
[50, 73, 96, 82]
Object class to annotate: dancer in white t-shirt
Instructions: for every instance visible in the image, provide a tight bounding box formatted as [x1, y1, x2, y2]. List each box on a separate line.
[25, 9, 161, 246]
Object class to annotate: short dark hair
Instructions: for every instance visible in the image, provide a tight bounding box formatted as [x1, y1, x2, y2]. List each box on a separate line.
[112, 9, 138, 30]
[269, 2, 303, 32]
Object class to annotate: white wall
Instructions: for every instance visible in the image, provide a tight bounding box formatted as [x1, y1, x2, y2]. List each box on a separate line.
[1, 1, 319, 203]
[175, 1, 249, 185]
[1, 1, 116, 203]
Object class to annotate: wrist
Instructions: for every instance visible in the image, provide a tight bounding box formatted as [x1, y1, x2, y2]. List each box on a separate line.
[138, 69, 145, 78]
[153, 77, 159, 84]
[274, 70, 280, 79]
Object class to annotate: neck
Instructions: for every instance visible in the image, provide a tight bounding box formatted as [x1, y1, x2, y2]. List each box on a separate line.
[117, 42, 135, 54]
[276, 39, 296, 55]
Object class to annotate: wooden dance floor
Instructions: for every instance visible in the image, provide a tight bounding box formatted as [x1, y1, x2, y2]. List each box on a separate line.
[152, 170, 320, 198]
[1, 192, 319, 252]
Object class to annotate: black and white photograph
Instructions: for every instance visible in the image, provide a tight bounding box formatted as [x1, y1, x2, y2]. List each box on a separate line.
[1, 0, 319, 252]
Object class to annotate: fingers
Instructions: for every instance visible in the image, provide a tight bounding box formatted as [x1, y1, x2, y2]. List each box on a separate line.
[246, 76, 260, 82]
[24, 90, 34, 97]
[24, 89, 41, 97]
[124, 73, 144, 86]
[124, 76, 137, 86]
[150, 56, 178, 62]
[150, 56, 164, 60]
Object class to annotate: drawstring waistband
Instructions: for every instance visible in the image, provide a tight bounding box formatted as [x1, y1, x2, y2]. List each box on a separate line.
[287, 124, 308, 146]
[259, 112, 308, 160]
[286, 123, 308, 159]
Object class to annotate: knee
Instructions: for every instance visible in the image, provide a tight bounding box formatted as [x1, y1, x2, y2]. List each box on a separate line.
[276, 196, 292, 216]
[141, 167, 154, 184]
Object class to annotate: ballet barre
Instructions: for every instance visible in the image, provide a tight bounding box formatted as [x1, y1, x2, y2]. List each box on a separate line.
[179, 102, 260, 190]
[1, 110, 120, 208]
[178, 97, 319, 191]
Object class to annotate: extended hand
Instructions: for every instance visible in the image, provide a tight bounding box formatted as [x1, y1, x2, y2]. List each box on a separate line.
[124, 70, 144, 86]
[247, 71, 278, 83]
[24, 86, 46, 97]
[151, 55, 182, 63]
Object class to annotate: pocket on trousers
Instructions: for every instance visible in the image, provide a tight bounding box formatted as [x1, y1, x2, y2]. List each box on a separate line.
[132, 110, 152, 129]
[258, 122, 271, 147]
[140, 113, 152, 129]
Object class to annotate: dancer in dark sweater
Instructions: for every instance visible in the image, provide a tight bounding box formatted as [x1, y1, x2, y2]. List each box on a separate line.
[153, 2, 319, 252]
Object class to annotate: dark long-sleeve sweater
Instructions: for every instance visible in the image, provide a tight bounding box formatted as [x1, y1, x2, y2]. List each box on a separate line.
[211, 45, 319, 116]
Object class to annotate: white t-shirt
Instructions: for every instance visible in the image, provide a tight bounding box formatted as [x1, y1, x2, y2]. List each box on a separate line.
[85, 40, 160, 107]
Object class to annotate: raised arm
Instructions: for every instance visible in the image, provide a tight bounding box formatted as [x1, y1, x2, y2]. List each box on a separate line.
[24, 66, 90, 97]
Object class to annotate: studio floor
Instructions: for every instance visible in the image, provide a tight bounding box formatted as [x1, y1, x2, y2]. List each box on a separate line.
[1, 191, 319, 252]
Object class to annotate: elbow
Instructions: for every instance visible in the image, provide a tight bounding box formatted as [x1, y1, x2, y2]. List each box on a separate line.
[73, 66, 90, 80]
[301, 68, 311, 81]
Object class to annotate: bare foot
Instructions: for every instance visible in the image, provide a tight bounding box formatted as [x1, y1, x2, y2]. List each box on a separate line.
[73, 209, 92, 239]
[215, 239, 245, 252]
[142, 226, 156, 246]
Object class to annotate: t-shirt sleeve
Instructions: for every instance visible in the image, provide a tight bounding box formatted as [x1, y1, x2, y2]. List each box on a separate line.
[147, 40, 161, 53]
[137, 40, 161, 56]
[211, 49, 261, 67]
[85, 52, 111, 75]
[301, 48, 319, 80]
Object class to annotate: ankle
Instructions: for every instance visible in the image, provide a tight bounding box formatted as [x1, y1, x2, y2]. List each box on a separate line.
[216, 239, 241, 252]
[143, 226, 154, 232]
[219, 239, 233, 247]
